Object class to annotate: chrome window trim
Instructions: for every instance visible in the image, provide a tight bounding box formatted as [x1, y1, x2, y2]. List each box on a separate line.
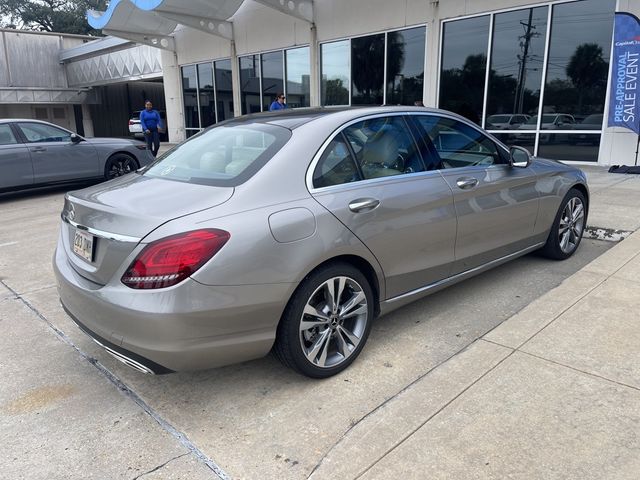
[305, 110, 513, 194]
[61, 212, 142, 243]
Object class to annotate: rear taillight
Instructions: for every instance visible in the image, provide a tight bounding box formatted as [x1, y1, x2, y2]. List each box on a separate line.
[128, 120, 134, 125]
[121, 229, 230, 289]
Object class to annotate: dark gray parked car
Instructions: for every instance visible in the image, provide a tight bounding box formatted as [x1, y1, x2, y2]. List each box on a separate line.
[54, 107, 588, 378]
[0, 119, 154, 192]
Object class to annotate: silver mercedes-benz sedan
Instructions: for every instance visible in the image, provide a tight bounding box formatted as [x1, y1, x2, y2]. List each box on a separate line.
[54, 107, 588, 378]
[0, 119, 154, 192]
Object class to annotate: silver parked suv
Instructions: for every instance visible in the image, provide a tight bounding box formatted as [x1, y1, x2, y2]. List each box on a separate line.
[54, 107, 589, 378]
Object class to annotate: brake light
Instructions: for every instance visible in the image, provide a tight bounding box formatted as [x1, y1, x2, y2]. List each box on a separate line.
[129, 120, 134, 125]
[121, 229, 230, 289]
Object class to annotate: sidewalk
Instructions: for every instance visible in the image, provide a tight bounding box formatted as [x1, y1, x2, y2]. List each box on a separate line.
[310, 201, 640, 478]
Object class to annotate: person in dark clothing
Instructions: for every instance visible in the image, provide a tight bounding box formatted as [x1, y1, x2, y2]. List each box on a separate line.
[269, 93, 287, 111]
[140, 100, 161, 157]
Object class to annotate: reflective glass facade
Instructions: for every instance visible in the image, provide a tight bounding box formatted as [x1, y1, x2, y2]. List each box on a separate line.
[321, 26, 427, 106]
[240, 47, 311, 114]
[181, 60, 236, 135]
[386, 27, 426, 106]
[439, 0, 615, 161]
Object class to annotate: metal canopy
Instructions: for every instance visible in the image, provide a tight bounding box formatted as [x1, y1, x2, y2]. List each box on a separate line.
[87, 0, 314, 46]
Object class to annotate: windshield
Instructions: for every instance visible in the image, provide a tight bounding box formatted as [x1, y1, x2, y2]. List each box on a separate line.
[143, 123, 291, 187]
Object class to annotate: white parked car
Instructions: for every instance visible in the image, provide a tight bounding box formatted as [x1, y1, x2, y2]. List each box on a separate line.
[486, 114, 530, 130]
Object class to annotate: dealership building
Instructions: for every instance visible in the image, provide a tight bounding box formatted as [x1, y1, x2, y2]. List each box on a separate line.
[77, 0, 637, 165]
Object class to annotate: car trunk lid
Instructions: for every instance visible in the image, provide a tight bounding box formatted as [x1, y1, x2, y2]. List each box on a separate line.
[61, 174, 234, 286]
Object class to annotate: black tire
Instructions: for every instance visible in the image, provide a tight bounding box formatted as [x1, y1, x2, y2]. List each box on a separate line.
[274, 262, 374, 378]
[539, 188, 587, 260]
[104, 153, 138, 180]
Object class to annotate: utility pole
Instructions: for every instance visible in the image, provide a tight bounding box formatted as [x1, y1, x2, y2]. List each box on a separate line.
[513, 9, 539, 114]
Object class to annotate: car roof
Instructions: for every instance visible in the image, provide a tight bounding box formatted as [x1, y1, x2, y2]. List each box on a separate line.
[220, 106, 468, 130]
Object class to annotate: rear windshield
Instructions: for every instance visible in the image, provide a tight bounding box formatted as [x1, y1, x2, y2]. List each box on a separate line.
[143, 123, 291, 187]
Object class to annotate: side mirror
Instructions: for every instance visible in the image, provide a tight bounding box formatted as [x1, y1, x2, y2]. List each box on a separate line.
[509, 146, 531, 168]
[70, 133, 82, 143]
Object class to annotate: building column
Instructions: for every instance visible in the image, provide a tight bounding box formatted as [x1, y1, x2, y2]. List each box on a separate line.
[598, 0, 639, 166]
[309, 23, 319, 107]
[231, 41, 242, 118]
[81, 104, 94, 137]
[160, 48, 186, 143]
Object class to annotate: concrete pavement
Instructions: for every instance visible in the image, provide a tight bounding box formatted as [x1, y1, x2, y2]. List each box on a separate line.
[0, 166, 639, 479]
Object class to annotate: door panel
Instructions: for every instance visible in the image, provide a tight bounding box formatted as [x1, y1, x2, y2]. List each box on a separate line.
[439, 164, 539, 274]
[0, 124, 33, 190]
[16, 122, 99, 183]
[312, 172, 457, 299]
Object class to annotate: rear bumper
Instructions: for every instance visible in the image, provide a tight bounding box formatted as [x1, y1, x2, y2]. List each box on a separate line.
[53, 240, 295, 372]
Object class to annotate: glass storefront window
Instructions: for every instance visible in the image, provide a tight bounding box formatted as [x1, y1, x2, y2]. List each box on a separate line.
[286, 47, 311, 108]
[486, 7, 548, 127]
[215, 59, 234, 122]
[351, 34, 385, 105]
[198, 62, 215, 128]
[541, 0, 615, 129]
[439, 16, 490, 125]
[386, 27, 426, 106]
[321, 40, 350, 106]
[182, 65, 199, 130]
[538, 134, 601, 162]
[261, 51, 284, 110]
[240, 55, 261, 115]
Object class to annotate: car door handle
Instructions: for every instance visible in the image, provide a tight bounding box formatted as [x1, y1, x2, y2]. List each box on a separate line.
[30, 147, 47, 153]
[349, 198, 380, 213]
[456, 177, 479, 190]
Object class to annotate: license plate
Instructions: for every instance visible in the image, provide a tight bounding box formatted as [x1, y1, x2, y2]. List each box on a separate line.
[73, 229, 94, 262]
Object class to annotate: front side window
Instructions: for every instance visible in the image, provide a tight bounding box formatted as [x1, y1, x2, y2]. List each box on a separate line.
[313, 135, 361, 188]
[144, 123, 290, 187]
[344, 116, 424, 178]
[0, 125, 18, 145]
[415, 116, 500, 168]
[17, 123, 71, 143]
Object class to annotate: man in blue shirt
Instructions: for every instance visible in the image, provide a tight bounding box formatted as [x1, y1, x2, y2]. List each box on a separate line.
[269, 93, 287, 111]
[139, 100, 161, 157]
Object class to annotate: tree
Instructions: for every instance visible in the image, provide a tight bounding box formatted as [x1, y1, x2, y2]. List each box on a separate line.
[0, 0, 107, 36]
[566, 43, 608, 114]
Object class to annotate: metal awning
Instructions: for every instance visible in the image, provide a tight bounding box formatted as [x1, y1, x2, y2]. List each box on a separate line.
[87, 0, 314, 49]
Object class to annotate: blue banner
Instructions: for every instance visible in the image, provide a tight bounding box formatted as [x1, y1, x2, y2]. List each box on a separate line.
[609, 13, 640, 134]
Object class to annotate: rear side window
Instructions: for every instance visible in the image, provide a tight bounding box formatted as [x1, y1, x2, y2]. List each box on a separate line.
[144, 123, 290, 187]
[0, 125, 18, 145]
[313, 135, 361, 188]
[414, 116, 500, 168]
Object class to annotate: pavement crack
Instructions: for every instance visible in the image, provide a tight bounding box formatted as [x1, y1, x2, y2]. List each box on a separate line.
[0, 279, 231, 480]
[517, 350, 640, 393]
[131, 453, 190, 480]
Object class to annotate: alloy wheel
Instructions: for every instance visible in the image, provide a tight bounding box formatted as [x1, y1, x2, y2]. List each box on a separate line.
[558, 196, 585, 254]
[299, 276, 368, 369]
[107, 157, 135, 179]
